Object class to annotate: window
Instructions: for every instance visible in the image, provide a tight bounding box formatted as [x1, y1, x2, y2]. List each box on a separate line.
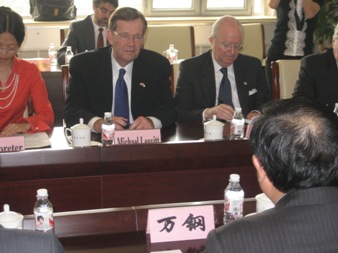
[0, 0, 253, 18]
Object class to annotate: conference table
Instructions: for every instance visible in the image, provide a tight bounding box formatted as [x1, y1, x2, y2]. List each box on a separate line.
[0, 120, 259, 252]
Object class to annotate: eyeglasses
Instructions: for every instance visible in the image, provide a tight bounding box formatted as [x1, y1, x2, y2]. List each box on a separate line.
[218, 41, 242, 51]
[113, 31, 144, 42]
[0, 46, 18, 54]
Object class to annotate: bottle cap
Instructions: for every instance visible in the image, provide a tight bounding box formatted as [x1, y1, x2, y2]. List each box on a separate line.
[235, 107, 242, 113]
[37, 188, 48, 197]
[104, 112, 112, 118]
[229, 174, 240, 182]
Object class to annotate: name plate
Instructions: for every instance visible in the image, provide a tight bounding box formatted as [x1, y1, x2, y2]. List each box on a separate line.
[0, 136, 25, 153]
[147, 205, 214, 243]
[114, 129, 161, 145]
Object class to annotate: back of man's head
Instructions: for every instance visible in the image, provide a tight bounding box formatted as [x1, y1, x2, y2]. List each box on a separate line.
[250, 98, 338, 193]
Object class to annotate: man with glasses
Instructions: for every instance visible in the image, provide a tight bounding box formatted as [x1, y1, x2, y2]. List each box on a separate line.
[64, 7, 176, 131]
[175, 15, 269, 122]
[57, 0, 118, 65]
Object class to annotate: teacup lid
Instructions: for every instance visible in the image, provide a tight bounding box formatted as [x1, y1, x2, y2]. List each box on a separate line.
[0, 204, 23, 224]
[204, 115, 225, 126]
[71, 118, 91, 130]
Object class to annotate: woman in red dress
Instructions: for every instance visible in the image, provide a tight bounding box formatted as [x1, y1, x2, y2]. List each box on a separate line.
[0, 6, 54, 136]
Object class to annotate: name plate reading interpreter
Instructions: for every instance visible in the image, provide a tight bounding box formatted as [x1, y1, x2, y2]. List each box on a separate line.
[0, 135, 25, 153]
[114, 129, 161, 145]
[147, 205, 215, 243]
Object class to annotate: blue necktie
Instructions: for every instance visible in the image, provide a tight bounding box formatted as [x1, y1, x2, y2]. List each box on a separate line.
[114, 68, 129, 125]
[218, 67, 233, 107]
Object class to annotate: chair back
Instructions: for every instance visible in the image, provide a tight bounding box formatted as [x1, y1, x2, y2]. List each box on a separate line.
[241, 23, 265, 63]
[60, 28, 70, 45]
[271, 59, 301, 99]
[144, 26, 195, 59]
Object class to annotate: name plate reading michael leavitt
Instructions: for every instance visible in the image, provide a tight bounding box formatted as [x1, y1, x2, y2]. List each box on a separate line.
[114, 129, 161, 145]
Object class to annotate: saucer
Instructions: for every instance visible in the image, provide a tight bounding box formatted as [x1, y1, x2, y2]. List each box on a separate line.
[90, 141, 101, 146]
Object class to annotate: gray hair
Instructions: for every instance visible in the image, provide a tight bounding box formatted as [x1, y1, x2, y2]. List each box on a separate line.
[210, 15, 243, 40]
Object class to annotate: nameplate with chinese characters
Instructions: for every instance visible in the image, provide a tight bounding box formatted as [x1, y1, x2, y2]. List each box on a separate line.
[0, 136, 25, 153]
[147, 205, 215, 243]
[114, 129, 161, 145]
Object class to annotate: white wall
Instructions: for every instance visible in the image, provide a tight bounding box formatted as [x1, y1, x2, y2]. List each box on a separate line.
[19, 22, 276, 58]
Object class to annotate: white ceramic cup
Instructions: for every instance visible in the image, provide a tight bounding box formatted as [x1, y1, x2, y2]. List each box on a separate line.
[0, 204, 24, 229]
[255, 193, 275, 213]
[64, 118, 91, 147]
[204, 115, 224, 140]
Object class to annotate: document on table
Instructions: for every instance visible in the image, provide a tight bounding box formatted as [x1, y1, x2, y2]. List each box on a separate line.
[24, 132, 51, 149]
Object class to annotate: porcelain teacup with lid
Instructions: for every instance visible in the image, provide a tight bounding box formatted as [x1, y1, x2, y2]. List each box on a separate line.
[204, 115, 225, 141]
[0, 204, 24, 229]
[64, 118, 91, 147]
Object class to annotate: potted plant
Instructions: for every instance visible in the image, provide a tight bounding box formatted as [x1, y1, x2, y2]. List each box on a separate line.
[314, 0, 338, 51]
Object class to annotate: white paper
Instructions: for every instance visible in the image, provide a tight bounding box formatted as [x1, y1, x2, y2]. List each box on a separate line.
[24, 132, 51, 149]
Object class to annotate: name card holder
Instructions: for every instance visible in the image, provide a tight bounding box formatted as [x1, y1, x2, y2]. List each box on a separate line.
[147, 205, 214, 243]
[114, 129, 161, 145]
[0, 136, 25, 153]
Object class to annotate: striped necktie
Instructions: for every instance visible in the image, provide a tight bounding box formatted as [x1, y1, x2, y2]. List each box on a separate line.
[97, 28, 104, 48]
[218, 67, 233, 107]
[114, 68, 129, 125]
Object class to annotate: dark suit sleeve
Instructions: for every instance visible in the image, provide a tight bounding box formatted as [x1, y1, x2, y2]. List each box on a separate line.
[57, 22, 76, 65]
[204, 229, 225, 253]
[132, 50, 177, 128]
[175, 59, 206, 121]
[292, 56, 317, 99]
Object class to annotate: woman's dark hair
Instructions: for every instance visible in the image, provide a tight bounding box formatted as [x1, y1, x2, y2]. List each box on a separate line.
[0, 6, 25, 46]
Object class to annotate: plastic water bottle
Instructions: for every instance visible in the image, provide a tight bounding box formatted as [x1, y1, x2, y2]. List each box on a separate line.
[230, 107, 245, 140]
[224, 174, 244, 224]
[101, 112, 115, 146]
[48, 43, 57, 66]
[33, 188, 54, 232]
[165, 44, 178, 63]
[65, 46, 74, 65]
[334, 103, 338, 117]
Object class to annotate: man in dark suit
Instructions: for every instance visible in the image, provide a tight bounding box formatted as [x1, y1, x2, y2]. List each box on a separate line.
[57, 0, 118, 65]
[64, 7, 176, 131]
[293, 24, 338, 110]
[0, 225, 65, 253]
[204, 98, 338, 253]
[175, 16, 269, 122]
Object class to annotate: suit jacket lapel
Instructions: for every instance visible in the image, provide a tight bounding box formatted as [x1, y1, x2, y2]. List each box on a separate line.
[202, 51, 217, 105]
[233, 55, 247, 106]
[97, 48, 113, 110]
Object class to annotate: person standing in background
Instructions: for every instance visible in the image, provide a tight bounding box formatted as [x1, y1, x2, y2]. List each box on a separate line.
[293, 23, 338, 109]
[57, 0, 118, 65]
[0, 6, 54, 136]
[265, 0, 323, 96]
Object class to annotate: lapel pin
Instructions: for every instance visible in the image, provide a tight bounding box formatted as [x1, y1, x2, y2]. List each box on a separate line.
[243, 82, 247, 86]
[139, 83, 146, 87]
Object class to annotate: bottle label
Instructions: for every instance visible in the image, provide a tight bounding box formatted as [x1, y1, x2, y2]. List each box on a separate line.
[102, 126, 115, 142]
[225, 197, 243, 215]
[34, 210, 54, 232]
